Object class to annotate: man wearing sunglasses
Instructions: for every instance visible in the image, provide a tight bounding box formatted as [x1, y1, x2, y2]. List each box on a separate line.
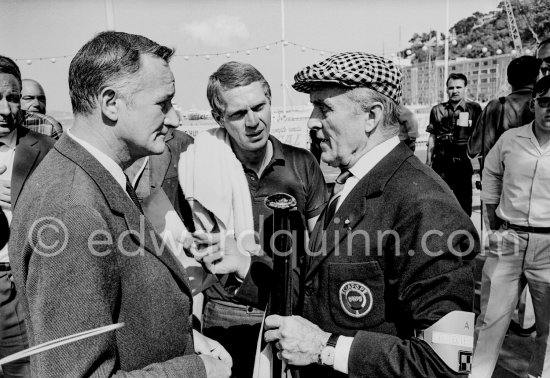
[472, 75, 550, 378]
[537, 38, 550, 78]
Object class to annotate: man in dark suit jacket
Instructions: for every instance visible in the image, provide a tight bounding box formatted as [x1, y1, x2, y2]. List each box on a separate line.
[8, 32, 231, 377]
[258, 53, 479, 377]
[0, 55, 55, 378]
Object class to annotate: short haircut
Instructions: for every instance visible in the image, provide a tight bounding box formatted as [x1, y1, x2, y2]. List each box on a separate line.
[207, 61, 271, 117]
[507, 56, 540, 88]
[344, 86, 400, 132]
[69, 31, 174, 115]
[533, 75, 550, 98]
[0, 55, 22, 87]
[446, 73, 468, 87]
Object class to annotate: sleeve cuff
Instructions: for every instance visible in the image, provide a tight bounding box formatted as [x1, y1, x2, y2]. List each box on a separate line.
[333, 335, 354, 374]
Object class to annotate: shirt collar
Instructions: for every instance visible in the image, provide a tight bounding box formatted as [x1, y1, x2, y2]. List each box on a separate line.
[445, 99, 467, 111]
[348, 136, 400, 180]
[0, 128, 17, 149]
[517, 122, 535, 140]
[269, 135, 285, 162]
[67, 129, 127, 190]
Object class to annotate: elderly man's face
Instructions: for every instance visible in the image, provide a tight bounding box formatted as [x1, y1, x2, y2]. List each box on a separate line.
[0, 73, 21, 137]
[537, 43, 550, 78]
[307, 86, 369, 168]
[21, 80, 46, 114]
[215, 81, 271, 156]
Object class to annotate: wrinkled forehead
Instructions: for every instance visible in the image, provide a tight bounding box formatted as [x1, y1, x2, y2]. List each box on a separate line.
[537, 43, 550, 60]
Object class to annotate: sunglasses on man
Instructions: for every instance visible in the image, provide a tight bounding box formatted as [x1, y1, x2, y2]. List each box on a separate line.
[539, 57, 550, 76]
[534, 97, 550, 108]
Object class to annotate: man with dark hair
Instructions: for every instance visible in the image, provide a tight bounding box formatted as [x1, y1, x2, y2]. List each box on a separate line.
[472, 75, 550, 378]
[537, 37, 550, 77]
[8, 31, 231, 377]
[192, 61, 327, 377]
[0, 55, 55, 377]
[426, 73, 482, 216]
[20, 79, 64, 140]
[468, 55, 540, 161]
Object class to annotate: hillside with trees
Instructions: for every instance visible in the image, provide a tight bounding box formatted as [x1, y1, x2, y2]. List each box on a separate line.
[401, 0, 550, 63]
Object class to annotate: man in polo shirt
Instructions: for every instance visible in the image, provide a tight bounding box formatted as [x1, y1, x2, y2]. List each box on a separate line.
[426, 73, 482, 216]
[472, 75, 550, 378]
[200, 61, 328, 377]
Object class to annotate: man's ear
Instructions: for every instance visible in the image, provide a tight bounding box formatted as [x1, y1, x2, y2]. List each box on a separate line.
[99, 88, 118, 122]
[364, 102, 384, 135]
[212, 110, 224, 128]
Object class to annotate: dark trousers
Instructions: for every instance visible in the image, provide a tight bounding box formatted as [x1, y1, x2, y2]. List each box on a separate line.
[0, 271, 30, 377]
[202, 299, 264, 378]
[432, 155, 473, 216]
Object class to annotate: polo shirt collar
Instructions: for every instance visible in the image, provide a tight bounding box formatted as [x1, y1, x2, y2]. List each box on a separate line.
[268, 135, 285, 163]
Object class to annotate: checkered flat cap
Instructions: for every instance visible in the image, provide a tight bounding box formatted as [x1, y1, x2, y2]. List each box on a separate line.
[292, 52, 402, 104]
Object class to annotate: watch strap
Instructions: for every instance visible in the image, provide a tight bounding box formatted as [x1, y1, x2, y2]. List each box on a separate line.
[326, 333, 339, 348]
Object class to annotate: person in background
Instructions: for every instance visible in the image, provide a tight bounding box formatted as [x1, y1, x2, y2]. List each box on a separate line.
[468, 55, 539, 163]
[19, 79, 63, 140]
[472, 74, 550, 378]
[537, 37, 550, 78]
[398, 104, 419, 151]
[426, 73, 482, 216]
[0, 55, 55, 378]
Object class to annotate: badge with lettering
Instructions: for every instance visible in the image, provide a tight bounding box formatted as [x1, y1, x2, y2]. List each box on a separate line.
[339, 281, 373, 318]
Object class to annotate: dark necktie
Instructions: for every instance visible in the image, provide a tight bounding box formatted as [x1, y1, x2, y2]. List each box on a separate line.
[324, 170, 352, 228]
[124, 174, 143, 214]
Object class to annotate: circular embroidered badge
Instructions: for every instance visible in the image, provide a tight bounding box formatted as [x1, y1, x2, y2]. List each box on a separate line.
[339, 281, 373, 318]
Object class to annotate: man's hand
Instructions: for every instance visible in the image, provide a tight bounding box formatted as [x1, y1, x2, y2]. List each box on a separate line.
[264, 315, 330, 366]
[0, 165, 11, 210]
[193, 329, 233, 367]
[199, 355, 232, 378]
[191, 232, 251, 279]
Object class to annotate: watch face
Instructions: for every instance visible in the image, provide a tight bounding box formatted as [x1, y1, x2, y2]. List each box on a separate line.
[321, 346, 335, 366]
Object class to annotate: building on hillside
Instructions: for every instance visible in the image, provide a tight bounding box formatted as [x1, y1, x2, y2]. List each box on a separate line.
[401, 54, 515, 105]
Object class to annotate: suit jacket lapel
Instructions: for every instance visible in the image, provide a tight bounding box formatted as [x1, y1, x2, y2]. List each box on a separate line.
[306, 143, 413, 280]
[55, 135, 192, 296]
[12, 129, 40, 207]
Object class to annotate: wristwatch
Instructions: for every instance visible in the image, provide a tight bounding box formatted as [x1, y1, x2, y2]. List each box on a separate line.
[319, 333, 340, 367]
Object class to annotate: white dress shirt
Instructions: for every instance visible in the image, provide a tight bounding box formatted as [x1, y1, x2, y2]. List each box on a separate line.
[0, 129, 18, 262]
[333, 135, 400, 374]
[67, 129, 128, 194]
[482, 123, 550, 227]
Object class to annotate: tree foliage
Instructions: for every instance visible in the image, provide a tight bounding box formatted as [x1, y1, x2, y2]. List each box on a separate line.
[400, 0, 550, 63]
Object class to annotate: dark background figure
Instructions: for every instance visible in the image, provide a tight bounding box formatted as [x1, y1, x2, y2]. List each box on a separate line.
[426, 73, 482, 216]
[0, 55, 55, 378]
[468, 56, 540, 166]
[398, 104, 419, 151]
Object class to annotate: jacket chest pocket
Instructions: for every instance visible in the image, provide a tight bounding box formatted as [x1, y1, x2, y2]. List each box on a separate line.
[328, 261, 385, 329]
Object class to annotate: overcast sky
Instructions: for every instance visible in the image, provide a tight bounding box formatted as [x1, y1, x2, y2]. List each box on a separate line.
[2, 0, 500, 113]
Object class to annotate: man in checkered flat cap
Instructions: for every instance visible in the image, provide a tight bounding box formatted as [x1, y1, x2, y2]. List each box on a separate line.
[261, 52, 479, 377]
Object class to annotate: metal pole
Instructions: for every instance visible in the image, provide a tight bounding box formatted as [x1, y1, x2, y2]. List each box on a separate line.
[281, 0, 287, 117]
[444, 0, 450, 100]
[105, 0, 115, 30]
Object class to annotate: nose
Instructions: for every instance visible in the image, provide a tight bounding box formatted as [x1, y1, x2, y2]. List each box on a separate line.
[0, 98, 10, 117]
[307, 107, 322, 130]
[164, 104, 180, 128]
[244, 109, 259, 127]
